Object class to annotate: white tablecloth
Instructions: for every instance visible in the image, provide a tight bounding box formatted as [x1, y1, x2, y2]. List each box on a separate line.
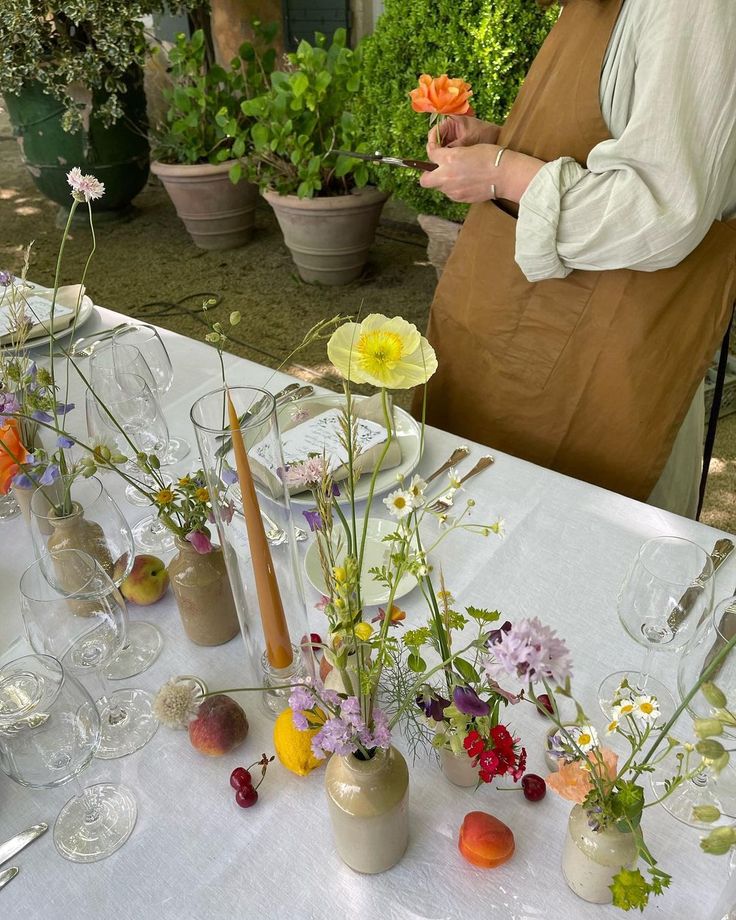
[0, 306, 731, 919]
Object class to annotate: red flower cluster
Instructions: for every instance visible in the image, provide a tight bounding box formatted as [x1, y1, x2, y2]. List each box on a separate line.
[464, 726, 527, 784]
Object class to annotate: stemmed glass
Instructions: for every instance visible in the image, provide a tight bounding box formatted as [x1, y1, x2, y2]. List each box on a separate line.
[0, 654, 137, 862]
[19, 550, 159, 759]
[86, 370, 175, 553]
[28, 473, 163, 680]
[652, 596, 736, 826]
[598, 536, 714, 721]
[113, 323, 191, 463]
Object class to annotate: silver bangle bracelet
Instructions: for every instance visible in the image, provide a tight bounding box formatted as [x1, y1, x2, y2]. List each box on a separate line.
[490, 145, 508, 201]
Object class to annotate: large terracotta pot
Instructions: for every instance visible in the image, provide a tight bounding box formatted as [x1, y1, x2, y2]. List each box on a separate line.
[325, 746, 409, 874]
[3, 71, 149, 214]
[562, 804, 638, 903]
[150, 159, 259, 250]
[263, 186, 389, 285]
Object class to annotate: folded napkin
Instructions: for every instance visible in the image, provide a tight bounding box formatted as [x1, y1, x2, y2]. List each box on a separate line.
[0, 283, 85, 346]
[249, 393, 403, 498]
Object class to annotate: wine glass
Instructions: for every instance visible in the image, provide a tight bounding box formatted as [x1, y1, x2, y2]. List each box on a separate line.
[19, 550, 159, 759]
[598, 536, 714, 721]
[113, 324, 191, 463]
[652, 596, 736, 826]
[28, 474, 163, 679]
[0, 653, 137, 862]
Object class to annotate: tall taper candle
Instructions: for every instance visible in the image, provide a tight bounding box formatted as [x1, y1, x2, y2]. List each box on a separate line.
[227, 391, 293, 669]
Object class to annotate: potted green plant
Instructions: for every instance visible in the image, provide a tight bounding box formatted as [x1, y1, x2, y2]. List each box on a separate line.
[356, 0, 555, 276]
[0, 1, 200, 216]
[239, 28, 388, 286]
[150, 24, 278, 250]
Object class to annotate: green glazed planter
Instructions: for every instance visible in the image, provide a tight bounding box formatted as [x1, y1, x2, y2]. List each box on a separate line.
[3, 69, 150, 214]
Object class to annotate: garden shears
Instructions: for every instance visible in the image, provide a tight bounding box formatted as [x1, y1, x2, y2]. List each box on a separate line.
[331, 150, 438, 172]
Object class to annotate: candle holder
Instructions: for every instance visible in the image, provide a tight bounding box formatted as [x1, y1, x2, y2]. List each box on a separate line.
[191, 386, 313, 703]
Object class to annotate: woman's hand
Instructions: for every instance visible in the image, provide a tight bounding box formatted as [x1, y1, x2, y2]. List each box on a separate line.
[420, 139, 546, 205]
[427, 115, 501, 149]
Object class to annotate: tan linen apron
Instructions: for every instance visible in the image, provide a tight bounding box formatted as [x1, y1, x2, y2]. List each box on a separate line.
[417, 0, 736, 501]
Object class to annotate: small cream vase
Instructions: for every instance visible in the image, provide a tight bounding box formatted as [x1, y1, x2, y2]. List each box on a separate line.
[325, 746, 409, 874]
[562, 804, 638, 903]
[439, 747, 478, 787]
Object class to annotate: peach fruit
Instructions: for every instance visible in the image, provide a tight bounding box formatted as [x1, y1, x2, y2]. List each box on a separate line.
[114, 553, 169, 606]
[458, 811, 515, 868]
[188, 694, 249, 756]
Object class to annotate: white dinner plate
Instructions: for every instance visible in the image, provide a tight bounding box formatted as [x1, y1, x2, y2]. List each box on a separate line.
[278, 393, 422, 507]
[0, 294, 96, 352]
[303, 516, 418, 606]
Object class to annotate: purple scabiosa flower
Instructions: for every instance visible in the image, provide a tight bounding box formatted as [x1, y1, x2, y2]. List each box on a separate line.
[38, 464, 59, 487]
[67, 167, 105, 202]
[56, 435, 75, 449]
[366, 707, 391, 750]
[289, 686, 317, 730]
[303, 508, 322, 532]
[186, 530, 212, 554]
[416, 689, 450, 723]
[485, 617, 572, 685]
[453, 685, 490, 717]
[311, 716, 356, 758]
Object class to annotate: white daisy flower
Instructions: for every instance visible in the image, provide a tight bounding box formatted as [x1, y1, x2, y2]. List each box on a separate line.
[615, 699, 635, 718]
[576, 725, 599, 752]
[633, 695, 660, 725]
[606, 719, 619, 736]
[66, 167, 105, 202]
[407, 474, 427, 507]
[384, 489, 413, 519]
[447, 467, 462, 490]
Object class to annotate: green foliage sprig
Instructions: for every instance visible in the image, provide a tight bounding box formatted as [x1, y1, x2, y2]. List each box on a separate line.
[153, 24, 278, 173]
[0, 1, 201, 132]
[239, 29, 370, 198]
[356, 0, 555, 220]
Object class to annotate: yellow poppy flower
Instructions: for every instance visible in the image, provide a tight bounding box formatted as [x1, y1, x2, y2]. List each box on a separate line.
[327, 313, 437, 389]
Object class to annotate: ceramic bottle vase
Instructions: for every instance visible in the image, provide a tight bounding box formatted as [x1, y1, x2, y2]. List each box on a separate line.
[439, 747, 478, 787]
[47, 502, 115, 577]
[562, 804, 638, 903]
[325, 746, 409, 874]
[13, 479, 62, 533]
[168, 538, 240, 646]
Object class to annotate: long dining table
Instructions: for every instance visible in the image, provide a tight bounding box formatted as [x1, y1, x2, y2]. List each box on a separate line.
[0, 303, 731, 919]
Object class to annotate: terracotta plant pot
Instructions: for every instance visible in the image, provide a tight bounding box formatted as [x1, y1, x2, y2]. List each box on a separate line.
[151, 159, 258, 250]
[417, 213, 462, 279]
[263, 186, 389, 285]
[325, 746, 409, 874]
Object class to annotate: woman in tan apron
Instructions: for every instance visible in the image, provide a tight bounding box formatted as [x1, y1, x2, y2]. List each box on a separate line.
[415, 0, 736, 517]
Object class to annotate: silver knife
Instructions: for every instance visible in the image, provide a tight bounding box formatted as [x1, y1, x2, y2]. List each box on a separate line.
[668, 538, 735, 630]
[0, 823, 48, 866]
[0, 867, 18, 890]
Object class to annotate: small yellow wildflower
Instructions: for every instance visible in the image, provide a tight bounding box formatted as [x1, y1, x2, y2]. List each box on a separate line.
[195, 487, 210, 503]
[178, 475, 192, 487]
[354, 622, 373, 641]
[333, 566, 347, 584]
[155, 488, 174, 505]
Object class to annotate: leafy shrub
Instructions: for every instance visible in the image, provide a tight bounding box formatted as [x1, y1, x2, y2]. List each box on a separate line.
[357, 0, 556, 221]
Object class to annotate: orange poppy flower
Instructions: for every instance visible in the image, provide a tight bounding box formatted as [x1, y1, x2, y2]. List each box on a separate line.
[0, 420, 28, 494]
[409, 74, 475, 117]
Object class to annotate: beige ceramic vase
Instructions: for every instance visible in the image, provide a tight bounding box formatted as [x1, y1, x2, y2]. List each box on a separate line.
[46, 502, 115, 577]
[168, 538, 240, 645]
[13, 479, 63, 533]
[439, 747, 478, 787]
[562, 804, 638, 903]
[325, 746, 409, 874]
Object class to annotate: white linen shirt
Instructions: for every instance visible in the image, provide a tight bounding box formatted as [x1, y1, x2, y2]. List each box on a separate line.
[515, 0, 736, 282]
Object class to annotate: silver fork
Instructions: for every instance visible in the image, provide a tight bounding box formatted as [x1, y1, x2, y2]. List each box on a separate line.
[424, 445, 470, 484]
[427, 455, 495, 514]
[261, 510, 307, 546]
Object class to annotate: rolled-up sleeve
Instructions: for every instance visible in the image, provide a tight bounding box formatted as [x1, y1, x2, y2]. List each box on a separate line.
[515, 0, 736, 282]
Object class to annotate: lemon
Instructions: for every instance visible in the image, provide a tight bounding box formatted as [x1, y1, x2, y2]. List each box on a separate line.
[273, 708, 324, 776]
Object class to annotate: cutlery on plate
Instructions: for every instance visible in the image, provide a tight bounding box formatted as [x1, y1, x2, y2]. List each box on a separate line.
[261, 510, 307, 546]
[424, 446, 470, 485]
[427, 455, 495, 514]
[668, 538, 735, 630]
[0, 822, 48, 867]
[215, 383, 314, 458]
[0, 867, 18, 891]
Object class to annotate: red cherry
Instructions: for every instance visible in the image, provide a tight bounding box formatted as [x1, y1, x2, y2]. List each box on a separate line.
[230, 767, 252, 790]
[521, 774, 546, 802]
[235, 786, 258, 808]
[537, 694, 554, 717]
